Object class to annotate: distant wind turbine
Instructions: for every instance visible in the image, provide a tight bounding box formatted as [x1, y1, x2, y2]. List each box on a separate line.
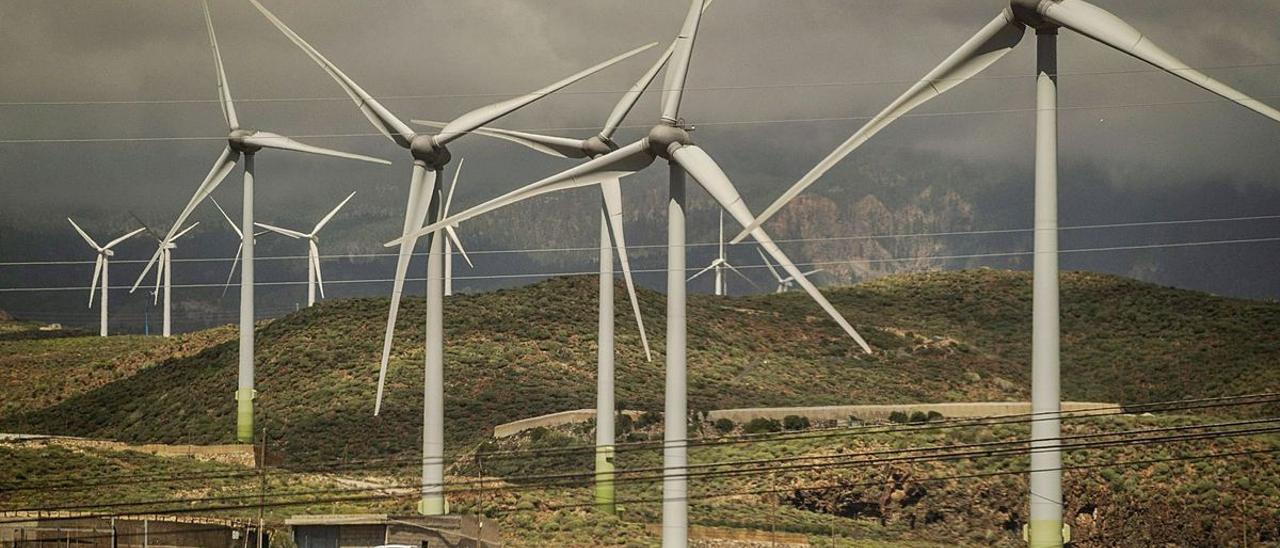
[249, 0, 656, 515]
[687, 211, 756, 296]
[128, 0, 389, 444]
[727, 1, 1280, 545]
[756, 248, 822, 294]
[138, 220, 199, 339]
[67, 219, 145, 337]
[400, 1, 871, 540]
[209, 197, 267, 299]
[255, 191, 356, 307]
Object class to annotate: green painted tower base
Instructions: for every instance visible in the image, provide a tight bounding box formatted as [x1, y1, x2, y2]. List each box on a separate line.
[236, 388, 255, 443]
[1025, 521, 1069, 547]
[594, 445, 616, 514]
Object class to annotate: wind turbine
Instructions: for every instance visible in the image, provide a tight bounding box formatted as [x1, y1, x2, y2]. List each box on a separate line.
[400, 1, 871, 541]
[726, 2, 1280, 545]
[138, 221, 199, 338]
[129, 1, 389, 444]
[209, 197, 267, 299]
[254, 191, 357, 307]
[687, 210, 756, 296]
[248, 0, 657, 515]
[439, 160, 473, 297]
[756, 248, 823, 294]
[67, 219, 145, 337]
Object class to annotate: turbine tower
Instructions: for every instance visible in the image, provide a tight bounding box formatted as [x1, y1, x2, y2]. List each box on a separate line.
[403, 1, 872, 541]
[688, 211, 755, 296]
[439, 160, 473, 297]
[255, 192, 357, 307]
[728, 2, 1280, 545]
[756, 248, 822, 294]
[132, 0, 389, 444]
[249, 0, 656, 515]
[210, 197, 267, 298]
[139, 221, 199, 338]
[67, 219, 145, 337]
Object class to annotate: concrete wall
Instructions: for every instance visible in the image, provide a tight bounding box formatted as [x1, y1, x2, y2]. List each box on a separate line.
[708, 401, 1120, 425]
[493, 409, 644, 439]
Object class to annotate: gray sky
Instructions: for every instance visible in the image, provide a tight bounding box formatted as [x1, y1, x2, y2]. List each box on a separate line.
[1, 0, 1279, 317]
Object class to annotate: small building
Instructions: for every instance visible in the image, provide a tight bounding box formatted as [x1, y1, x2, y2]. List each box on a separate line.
[287, 514, 497, 548]
[0, 512, 262, 547]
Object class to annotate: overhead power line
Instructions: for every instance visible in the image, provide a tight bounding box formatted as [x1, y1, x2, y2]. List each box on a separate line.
[2, 233, 1278, 293]
[3, 93, 1280, 144]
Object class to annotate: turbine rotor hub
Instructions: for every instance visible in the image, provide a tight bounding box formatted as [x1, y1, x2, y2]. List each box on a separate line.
[410, 134, 451, 169]
[1009, 0, 1059, 29]
[646, 124, 692, 160]
[103, 249, 115, 257]
[581, 135, 618, 158]
[228, 129, 263, 154]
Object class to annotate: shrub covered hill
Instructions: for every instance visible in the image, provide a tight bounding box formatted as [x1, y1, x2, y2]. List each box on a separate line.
[3, 269, 1278, 467]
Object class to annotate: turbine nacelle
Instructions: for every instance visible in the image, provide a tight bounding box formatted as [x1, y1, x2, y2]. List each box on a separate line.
[646, 124, 693, 159]
[1009, 1, 1056, 30]
[409, 134, 450, 169]
[228, 128, 265, 154]
[101, 249, 115, 257]
[581, 135, 618, 158]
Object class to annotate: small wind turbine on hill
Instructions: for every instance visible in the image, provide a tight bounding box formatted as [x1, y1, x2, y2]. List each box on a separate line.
[439, 161, 473, 297]
[67, 219, 145, 337]
[255, 191, 357, 307]
[687, 211, 756, 296]
[138, 220, 199, 338]
[402, 0, 872, 539]
[728, 1, 1280, 544]
[130, 0, 389, 444]
[209, 198, 267, 298]
[249, 0, 656, 515]
[756, 248, 822, 294]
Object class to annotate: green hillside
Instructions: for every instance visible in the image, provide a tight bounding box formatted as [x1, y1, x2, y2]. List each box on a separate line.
[3, 269, 1278, 469]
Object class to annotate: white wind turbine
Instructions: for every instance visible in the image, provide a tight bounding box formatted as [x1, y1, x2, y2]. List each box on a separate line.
[728, 1, 1280, 545]
[248, 0, 657, 515]
[439, 160, 473, 297]
[254, 191, 357, 307]
[138, 221, 199, 339]
[756, 248, 823, 294]
[209, 198, 268, 299]
[67, 219, 145, 337]
[687, 210, 757, 296]
[131, 0, 390, 444]
[399, 1, 871, 541]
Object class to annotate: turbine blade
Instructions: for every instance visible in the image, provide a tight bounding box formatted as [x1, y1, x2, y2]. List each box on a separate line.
[310, 240, 325, 299]
[723, 262, 762, 289]
[153, 252, 164, 305]
[756, 248, 782, 281]
[601, 178, 651, 361]
[443, 158, 463, 216]
[686, 261, 717, 282]
[375, 165, 438, 415]
[254, 222, 307, 239]
[672, 145, 871, 353]
[731, 10, 1025, 244]
[130, 247, 164, 294]
[221, 242, 242, 299]
[601, 0, 715, 138]
[67, 218, 101, 250]
[104, 227, 147, 250]
[1043, 0, 1280, 123]
[387, 139, 655, 246]
[802, 268, 825, 277]
[661, 0, 706, 122]
[413, 120, 588, 159]
[240, 131, 391, 165]
[434, 42, 658, 147]
[161, 147, 240, 253]
[444, 226, 473, 268]
[211, 197, 243, 239]
[202, 0, 238, 130]
[248, 0, 415, 147]
[89, 255, 103, 308]
[172, 222, 200, 242]
[313, 191, 357, 234]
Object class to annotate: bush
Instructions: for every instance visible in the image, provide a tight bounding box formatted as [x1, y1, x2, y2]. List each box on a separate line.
[616, 413, 633, 433]
[927, 410, 944, 422]
[782, 415, 811, 431]
[635, 411, 662, 430]
[743, 418, 782, 434]
[889, 411, 909, 424]
[909, 411, 929, 424]
[713, 418, 735, 435]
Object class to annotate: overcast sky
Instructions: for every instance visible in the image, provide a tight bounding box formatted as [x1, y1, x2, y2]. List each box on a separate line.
[1, 0, 1279, 314]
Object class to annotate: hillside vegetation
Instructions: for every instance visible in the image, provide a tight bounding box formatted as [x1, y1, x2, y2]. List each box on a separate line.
[3, 270, 1278, 469]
